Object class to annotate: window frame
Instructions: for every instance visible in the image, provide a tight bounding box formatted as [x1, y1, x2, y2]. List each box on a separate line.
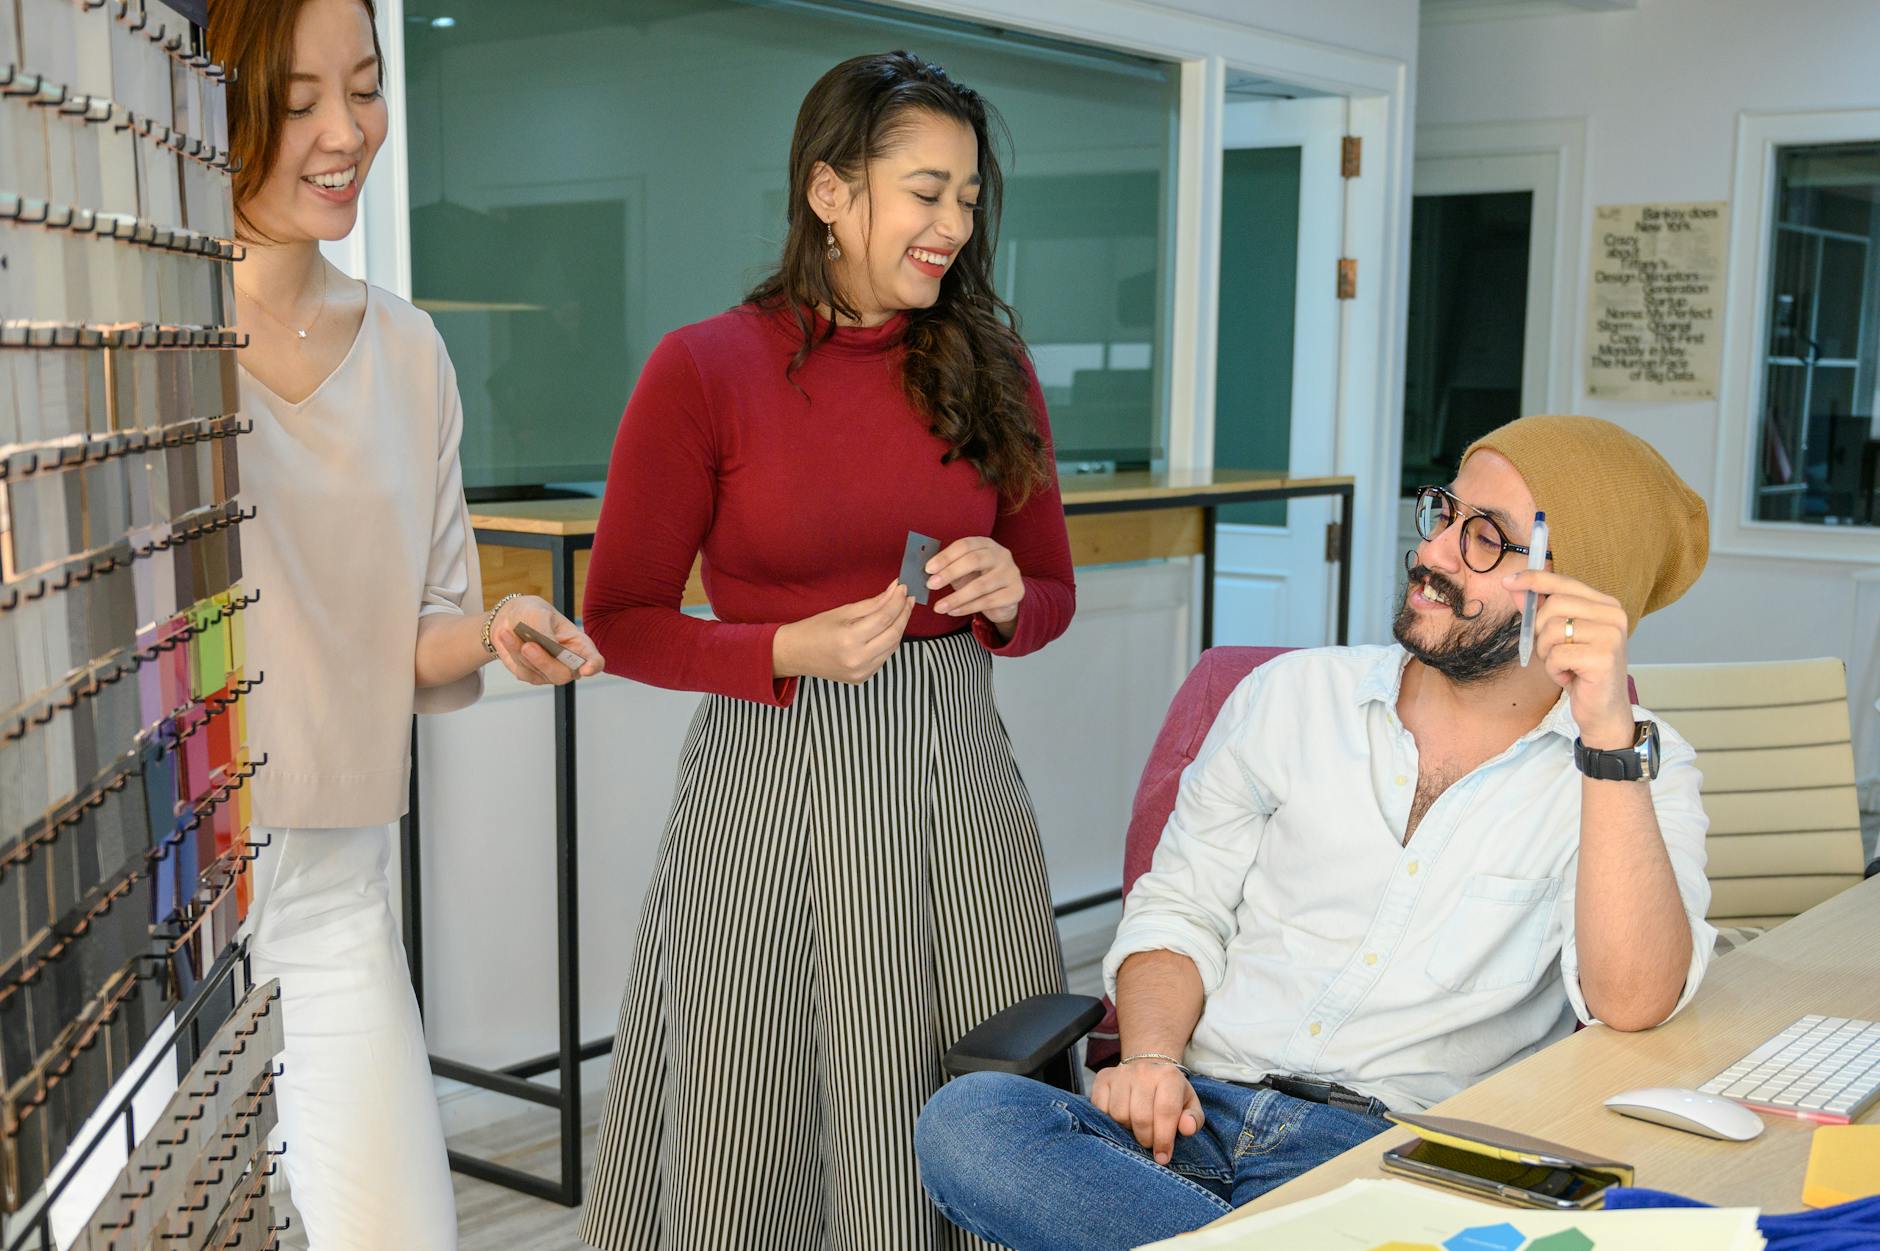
[1715, 107, 1880, 561]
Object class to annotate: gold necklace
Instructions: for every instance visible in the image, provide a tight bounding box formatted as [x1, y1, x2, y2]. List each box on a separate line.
[236, 263, 328, 345]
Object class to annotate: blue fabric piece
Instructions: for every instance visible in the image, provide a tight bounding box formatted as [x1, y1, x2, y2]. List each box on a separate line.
[1605, 1187, 1880, 1249]
[1445, 1222, 1527, 1251]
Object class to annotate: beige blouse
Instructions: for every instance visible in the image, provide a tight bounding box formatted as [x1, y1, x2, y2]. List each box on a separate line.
[238, 285, 484, 828]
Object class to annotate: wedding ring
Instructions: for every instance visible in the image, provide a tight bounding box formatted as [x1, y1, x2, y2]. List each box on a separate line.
[1563, 617, 1576, 643]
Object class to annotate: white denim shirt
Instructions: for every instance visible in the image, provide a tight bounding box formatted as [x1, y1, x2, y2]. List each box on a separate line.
[1103, 644, 1715, 1114]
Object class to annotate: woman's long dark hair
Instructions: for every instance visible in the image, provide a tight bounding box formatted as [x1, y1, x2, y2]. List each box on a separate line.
[746, 51, 1051, 508]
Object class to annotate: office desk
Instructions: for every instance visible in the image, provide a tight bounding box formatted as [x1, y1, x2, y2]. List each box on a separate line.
[1209, 874, 1880, 1230]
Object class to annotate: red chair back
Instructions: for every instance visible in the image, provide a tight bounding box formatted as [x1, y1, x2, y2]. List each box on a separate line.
[1086, 647, 1294, 1067]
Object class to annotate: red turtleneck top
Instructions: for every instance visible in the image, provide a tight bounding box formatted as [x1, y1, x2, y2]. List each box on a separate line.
[581, 305, 1077, 706]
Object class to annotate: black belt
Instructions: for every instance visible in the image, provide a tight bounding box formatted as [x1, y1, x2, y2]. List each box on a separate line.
[1236, 1073, 1382, 1117]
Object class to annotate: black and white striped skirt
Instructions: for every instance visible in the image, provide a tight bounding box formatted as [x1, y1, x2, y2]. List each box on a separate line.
[580, 629, 1066, 1251]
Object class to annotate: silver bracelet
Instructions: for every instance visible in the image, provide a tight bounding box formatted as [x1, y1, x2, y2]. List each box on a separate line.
[483, 593, 521, 655]
[1120, 1052, 1189, 1073]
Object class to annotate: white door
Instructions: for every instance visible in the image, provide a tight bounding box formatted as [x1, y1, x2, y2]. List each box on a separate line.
[1211, 96, 1346, 648]
[1398, 150, 1562, 562]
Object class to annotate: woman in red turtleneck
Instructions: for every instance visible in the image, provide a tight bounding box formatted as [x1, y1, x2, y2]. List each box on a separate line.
[578, 52, 1074, 1251]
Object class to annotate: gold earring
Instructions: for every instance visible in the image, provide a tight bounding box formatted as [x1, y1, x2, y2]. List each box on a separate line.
[825, 224, 841, 262]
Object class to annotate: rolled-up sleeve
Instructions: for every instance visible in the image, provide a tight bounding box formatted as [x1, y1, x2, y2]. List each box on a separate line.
[413, 336, 485, 715]
[1557, 716, 1715, 1026]
[1102, 670, 1276, 998]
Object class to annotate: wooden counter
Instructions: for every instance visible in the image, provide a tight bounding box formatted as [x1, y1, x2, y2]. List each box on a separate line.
[469, 470, 1355, 631]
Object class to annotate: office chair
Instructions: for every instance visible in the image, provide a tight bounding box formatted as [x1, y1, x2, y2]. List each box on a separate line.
[1629, 658, 1867, 932]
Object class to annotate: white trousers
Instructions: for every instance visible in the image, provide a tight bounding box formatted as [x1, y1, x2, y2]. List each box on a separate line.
[243, 823, 458, 1251]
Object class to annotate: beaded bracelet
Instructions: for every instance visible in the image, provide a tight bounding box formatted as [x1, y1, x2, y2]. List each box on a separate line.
[482, 593, 521, 655]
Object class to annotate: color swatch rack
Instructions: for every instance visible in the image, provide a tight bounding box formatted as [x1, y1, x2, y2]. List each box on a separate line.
[1, 3, 280, 1247]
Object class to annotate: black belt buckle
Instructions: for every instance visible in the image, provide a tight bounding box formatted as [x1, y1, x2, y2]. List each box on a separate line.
[1264, 1073, 1376, 1116]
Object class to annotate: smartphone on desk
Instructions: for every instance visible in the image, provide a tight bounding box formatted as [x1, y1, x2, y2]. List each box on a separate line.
[1381, 1137, 1618, 1210]
[510, 620, 590, 676]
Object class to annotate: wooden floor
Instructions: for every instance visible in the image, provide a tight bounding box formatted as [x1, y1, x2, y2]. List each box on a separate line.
[450, 1094, 610, 1250]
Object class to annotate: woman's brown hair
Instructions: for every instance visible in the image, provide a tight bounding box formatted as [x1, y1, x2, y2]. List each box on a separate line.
[746, 51, 1051, 508]
[205, 0, 384, 238]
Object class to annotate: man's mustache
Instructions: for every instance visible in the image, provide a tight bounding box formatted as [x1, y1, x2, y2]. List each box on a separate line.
[1403, 552, 1486, 621]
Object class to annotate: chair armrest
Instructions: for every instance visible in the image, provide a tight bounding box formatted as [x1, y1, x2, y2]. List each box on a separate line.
[943, 993, 1105, 1078]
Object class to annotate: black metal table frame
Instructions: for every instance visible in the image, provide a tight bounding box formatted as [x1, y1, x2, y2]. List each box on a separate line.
[401, 477, 1353, 1207]
[401, 526, 591, 1207]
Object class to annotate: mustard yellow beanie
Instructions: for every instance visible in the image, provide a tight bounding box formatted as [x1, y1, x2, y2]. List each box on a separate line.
[1462, 415, 1709, 633]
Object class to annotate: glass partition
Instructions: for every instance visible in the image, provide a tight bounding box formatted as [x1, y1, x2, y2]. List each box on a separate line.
[402, 0, 1180, 494]
[1754, 142, 1880, 528]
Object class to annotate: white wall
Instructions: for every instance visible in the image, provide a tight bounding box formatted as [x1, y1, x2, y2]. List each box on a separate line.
[1418, 0, 1880, 788]
[1145, 0, 1420, 63]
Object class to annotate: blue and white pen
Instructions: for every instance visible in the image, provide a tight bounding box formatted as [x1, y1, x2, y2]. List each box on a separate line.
[1518, 511, 1548, 667]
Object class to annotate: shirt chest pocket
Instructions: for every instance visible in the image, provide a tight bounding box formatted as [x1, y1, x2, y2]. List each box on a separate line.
[1424, 873, 1561, 995]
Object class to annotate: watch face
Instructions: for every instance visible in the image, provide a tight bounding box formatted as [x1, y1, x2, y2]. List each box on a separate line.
[1639, 720, 1661, 780]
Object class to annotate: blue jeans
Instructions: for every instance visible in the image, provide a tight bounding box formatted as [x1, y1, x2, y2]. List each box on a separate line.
[915, 1071, 1391, 1251]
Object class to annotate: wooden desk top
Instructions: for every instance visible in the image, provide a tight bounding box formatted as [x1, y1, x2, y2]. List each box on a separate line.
[1058, 469, 1353, 508]
[465, 470, 1357, 536]
[1211, 875, 1880, 1228]
[468, 497, 605, 537]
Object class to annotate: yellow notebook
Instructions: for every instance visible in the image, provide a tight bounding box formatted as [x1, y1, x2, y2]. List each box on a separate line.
[1803, 1124, 1880, 1208]
[1387, 1113, 1636, 1186]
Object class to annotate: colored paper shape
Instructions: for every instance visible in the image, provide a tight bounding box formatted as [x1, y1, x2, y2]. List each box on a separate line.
[136, 626, 162, 729]
[1369, 1244, 1445, 1251]
[230, 682, 247, 757]
[1528, 1231, 1594, 1251]
[212, 769, 235, 858]
[188, 598, 229, 699]
[175, 821, 201, 908]
[140, 729, 180, 849]
[229, 599, 245, 670]
[236, 749, 252, 832]
[233, 827, 252, 920]
[1446, 1225, 1526, 1251]
[153, 845, 177, 927]
[207, 683, 233, 775]
[163, 618, 189, 712]
[185, 718, 211, 805]
[209, 592, 231, 687]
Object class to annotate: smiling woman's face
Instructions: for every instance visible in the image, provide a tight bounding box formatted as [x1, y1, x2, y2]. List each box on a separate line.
[237, 0, 387, 244]
[819, 110, 981, 322]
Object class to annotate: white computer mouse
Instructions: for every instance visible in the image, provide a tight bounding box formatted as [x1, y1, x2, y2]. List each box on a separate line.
[1604, 1087, 1765, 1141]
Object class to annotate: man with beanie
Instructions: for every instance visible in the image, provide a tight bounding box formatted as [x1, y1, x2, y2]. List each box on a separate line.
[917, 415, 1716, 1251]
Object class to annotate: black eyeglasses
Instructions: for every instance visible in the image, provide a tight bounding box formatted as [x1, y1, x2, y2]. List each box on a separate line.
[1412, 485, 1553, 574]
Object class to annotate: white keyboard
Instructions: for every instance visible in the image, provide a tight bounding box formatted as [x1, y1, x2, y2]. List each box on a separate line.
[1700, 1014, 1880, 1124]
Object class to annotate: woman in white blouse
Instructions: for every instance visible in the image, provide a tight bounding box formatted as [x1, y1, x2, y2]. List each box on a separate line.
[207, 1, 602, 1246]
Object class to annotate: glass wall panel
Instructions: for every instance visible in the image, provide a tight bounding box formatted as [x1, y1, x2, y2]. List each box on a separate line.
[403, 0, 1180, 493]
[1400, 190, 1532, 497]
[1754, 141, 1880, 527]
[1214, 145, 1300, 526]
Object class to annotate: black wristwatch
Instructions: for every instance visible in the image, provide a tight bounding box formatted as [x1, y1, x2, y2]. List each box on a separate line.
[1574, 721, 1661, 781]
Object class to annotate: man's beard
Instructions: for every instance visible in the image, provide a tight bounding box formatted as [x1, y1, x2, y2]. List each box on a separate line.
[1393, 562, 1522, 685]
